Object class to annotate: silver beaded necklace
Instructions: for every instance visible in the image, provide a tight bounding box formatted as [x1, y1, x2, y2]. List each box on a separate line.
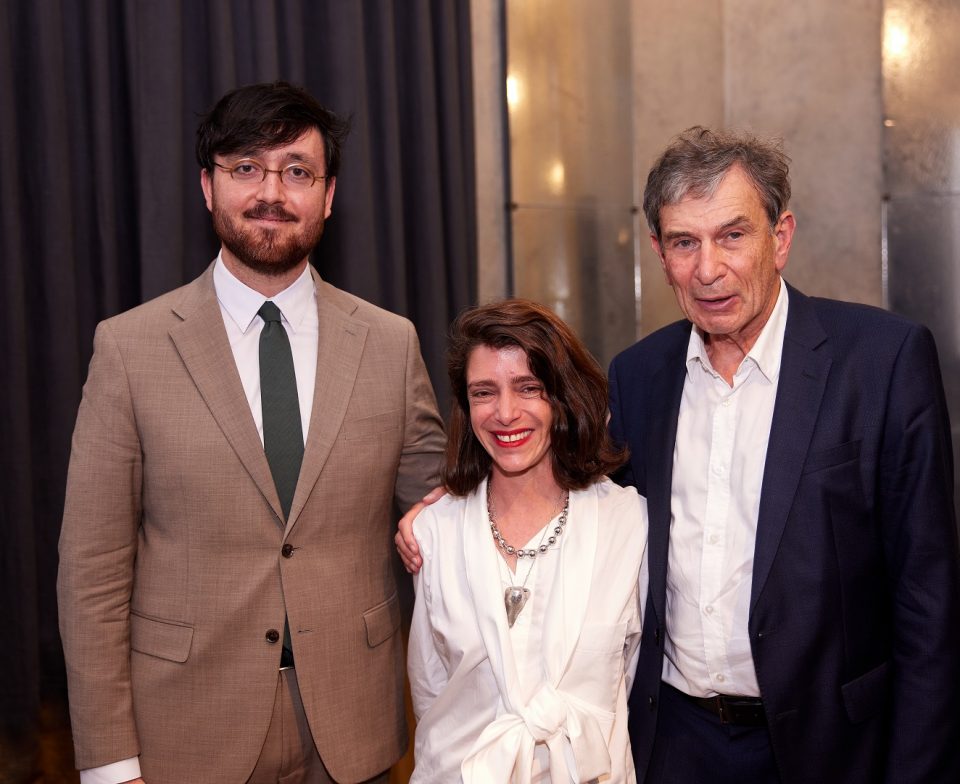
[486, 482, 570, 626]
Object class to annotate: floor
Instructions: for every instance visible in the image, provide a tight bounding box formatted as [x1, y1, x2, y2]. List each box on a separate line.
[0, 698, 78, 784]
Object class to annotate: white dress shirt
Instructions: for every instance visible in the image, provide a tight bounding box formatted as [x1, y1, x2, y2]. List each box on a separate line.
[662, 279, 788, 698]
[80, 256, 320, 784]
[409, 478, 647, 784]
[213, 255, 318, 445]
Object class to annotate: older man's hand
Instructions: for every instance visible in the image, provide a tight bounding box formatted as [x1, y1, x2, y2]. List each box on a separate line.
[395, 486, 447, 573]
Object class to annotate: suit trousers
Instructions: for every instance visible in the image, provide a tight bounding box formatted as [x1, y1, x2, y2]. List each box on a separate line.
[247, 668, 390, 784]
[646, 683, 780, 784]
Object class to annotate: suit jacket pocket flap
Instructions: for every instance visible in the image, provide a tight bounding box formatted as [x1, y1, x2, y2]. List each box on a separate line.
[130, 612, 194, 663]
[841, 660, 890, 723]
[363, 591, 401, 648]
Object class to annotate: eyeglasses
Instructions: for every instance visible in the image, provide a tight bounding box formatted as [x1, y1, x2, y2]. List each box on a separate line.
[214, 159, 328, 189]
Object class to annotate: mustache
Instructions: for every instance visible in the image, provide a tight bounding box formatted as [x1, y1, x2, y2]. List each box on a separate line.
[244, 204, 297, 221]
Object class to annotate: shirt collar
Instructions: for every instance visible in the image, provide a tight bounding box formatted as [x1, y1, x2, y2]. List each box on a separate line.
[685, 277, 790, 383]
[213, 253, 316, 334]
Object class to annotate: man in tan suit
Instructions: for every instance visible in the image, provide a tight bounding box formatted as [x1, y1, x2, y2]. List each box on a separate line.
[58, 81, 445, 784]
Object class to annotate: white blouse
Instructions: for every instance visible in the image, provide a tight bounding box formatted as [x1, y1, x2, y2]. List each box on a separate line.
[409, 477, 649, 783]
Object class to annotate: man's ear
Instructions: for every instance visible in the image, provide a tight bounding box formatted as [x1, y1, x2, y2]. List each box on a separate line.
[323, 176, 336, 219]
[650, 233, 669, 280]
[200, 168, 214, 212]
[773, 210, 796, 273]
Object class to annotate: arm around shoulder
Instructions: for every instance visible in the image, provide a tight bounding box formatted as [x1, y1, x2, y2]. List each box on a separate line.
[394, 320, 446, 513]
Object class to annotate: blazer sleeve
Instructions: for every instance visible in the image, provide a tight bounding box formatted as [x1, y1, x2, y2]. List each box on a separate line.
[393, 321, 445, 512]
[57, 320, 143, 769]
[607, 356, 636, 489]
[877, 324, 960, 783]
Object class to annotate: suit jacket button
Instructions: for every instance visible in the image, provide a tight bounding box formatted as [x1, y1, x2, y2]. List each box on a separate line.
[281, 543, 294, 558]
[648, 695, 656, 709]
[265, 629, 280, 644]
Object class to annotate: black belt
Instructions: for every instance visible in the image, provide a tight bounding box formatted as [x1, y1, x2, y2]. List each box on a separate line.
[673, 685, 767, 726]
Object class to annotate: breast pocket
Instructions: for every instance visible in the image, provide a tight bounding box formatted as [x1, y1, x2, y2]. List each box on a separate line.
[802, 439, 861, 474]
[339, 409, 400, 441]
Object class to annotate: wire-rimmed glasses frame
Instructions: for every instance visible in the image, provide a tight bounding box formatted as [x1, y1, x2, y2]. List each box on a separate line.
[213, 159, 328, 189]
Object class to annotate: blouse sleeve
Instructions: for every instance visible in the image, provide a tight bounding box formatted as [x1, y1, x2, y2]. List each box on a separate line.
[407, 512, 449, 720]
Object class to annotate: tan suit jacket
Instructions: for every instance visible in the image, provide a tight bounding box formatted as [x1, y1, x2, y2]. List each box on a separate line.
[58, 263, 445, 783]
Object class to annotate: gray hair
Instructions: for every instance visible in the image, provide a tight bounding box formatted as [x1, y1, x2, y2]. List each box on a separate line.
[643, 126, 791, 241]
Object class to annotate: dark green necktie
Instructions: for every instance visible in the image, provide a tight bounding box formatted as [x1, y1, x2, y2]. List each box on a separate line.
[258, 301, 303, 665]
[258, 301, 304, 520]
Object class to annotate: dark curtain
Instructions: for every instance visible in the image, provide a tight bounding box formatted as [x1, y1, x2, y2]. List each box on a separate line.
[0, 0, 475, 776]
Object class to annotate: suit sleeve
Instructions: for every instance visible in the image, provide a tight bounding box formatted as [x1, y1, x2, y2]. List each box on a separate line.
[608, 356, 636, 488]
[878, 324, 960, 783]
[393, 321, 446, 512]
[57, 321, 143, 769]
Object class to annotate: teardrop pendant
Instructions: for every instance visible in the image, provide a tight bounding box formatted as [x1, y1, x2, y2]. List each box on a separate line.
[504, 586, 530, 627]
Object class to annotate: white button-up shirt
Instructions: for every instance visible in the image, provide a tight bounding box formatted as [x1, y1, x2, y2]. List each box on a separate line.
[662, 279, 788, 698]
[213, 255, 318, 445]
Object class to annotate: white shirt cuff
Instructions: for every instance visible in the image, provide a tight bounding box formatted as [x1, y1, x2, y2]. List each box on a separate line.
[80, 757, 141, 784]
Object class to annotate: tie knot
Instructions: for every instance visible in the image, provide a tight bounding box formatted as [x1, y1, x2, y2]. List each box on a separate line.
[258, 301, 283, 324]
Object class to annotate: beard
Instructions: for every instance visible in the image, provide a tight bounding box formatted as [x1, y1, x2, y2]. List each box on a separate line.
[211, 201, 326, 277]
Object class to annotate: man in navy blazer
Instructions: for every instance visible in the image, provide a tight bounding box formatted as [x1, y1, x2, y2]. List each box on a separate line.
[611, 127, 960, 783]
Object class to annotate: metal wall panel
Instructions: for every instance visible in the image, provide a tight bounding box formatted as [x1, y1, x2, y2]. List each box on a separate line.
[506, 0, 636, 369]
[883, 0, 960, 516]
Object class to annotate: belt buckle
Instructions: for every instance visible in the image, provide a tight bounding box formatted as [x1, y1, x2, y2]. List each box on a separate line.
[715, 696, 730, 725]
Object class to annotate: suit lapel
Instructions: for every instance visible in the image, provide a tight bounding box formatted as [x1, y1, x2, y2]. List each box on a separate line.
[169, 266, 284, 521]
[750, 286, 831, 612]
[646, 338, 688, 626]
[285, 269, 368, 532]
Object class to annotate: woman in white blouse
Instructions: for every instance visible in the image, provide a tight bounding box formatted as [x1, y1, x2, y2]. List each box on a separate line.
[408, 299, 649, 783]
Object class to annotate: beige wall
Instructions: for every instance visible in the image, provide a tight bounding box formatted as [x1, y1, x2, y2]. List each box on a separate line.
[474, 0, 887, 340]
[632, 0, 885, 336]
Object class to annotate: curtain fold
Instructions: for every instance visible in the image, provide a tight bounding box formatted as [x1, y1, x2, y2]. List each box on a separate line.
[0, 1, 475, 776]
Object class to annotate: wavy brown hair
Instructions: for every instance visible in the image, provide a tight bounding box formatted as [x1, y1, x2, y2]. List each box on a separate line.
[442, 299, 627, 496]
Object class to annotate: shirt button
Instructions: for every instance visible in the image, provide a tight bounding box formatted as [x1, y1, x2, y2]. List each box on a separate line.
[722, 398, 731, 407]
[708, 533, 719, 544]
[716, 673, 725, 682]
[704, 605, 714, 615]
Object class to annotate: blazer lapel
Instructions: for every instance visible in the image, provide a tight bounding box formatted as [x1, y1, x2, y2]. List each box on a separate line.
[646, 340, 688, 626]
[285, 269, 368, 532]
[751, 286, 831, 612]
[169, 266, 283, 521]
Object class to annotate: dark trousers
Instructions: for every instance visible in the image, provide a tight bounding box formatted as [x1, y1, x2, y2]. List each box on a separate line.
[645, 682, 781, 784]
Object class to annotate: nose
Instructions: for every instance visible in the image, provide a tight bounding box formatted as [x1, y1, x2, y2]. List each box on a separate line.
[695, 242, 724, 285]
[255, 169, 286, 203]
[495, 391, 520, 424]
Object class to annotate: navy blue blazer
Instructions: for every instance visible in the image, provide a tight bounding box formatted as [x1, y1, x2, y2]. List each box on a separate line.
[609, 283, 960, 784]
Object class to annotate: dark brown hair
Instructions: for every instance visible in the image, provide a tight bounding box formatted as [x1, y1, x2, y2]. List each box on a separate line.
[196, 81, 350, 178]
[442, 299, 627, 495]
[643, 126, 791, 241]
